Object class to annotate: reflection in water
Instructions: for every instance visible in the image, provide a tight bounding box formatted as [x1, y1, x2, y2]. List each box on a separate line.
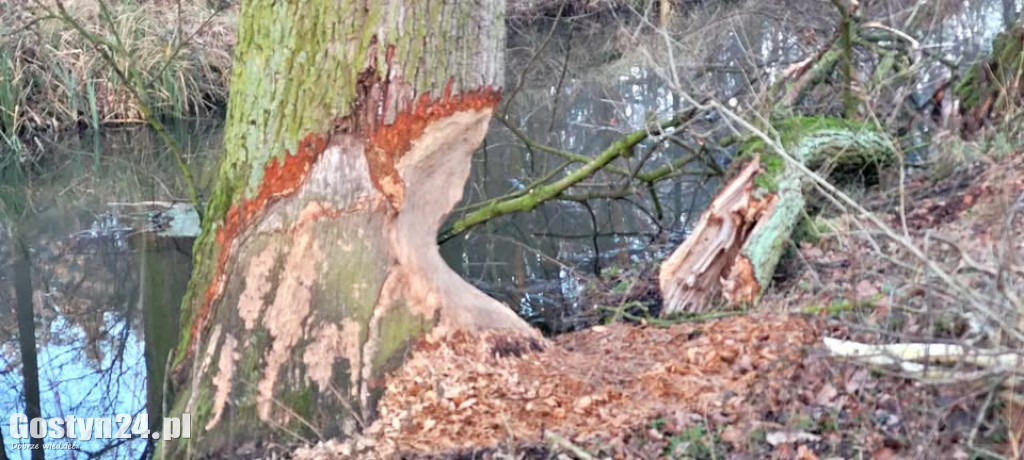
[0, 1, 1019, 458]
[139, 237, 190, 457]
[0, 123, 220, 459]
[13, 233, 43, 460]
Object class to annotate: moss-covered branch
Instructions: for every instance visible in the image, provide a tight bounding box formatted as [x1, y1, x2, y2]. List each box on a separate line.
[440, 110, 697, 241]
[738, 118, 894, 294]
[660, 115, 895, 314]
[830, 0, 860, 118]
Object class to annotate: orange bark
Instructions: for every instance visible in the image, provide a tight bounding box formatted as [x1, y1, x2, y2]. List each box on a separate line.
[181, 80, 502, 379]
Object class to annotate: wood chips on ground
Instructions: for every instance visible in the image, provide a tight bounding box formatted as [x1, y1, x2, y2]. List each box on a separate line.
[362, 314, 818, 456]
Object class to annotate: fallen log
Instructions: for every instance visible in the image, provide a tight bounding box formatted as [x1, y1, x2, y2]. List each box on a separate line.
[659, 117, 894, 315]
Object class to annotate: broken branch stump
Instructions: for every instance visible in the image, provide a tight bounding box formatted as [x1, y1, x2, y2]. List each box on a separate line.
[659, 117, 894, 315]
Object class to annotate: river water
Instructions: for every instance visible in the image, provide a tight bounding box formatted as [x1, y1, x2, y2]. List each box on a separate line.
[1, 1, 1020, 457]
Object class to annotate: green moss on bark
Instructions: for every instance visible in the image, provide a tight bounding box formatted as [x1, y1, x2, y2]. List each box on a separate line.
[737, 116, 892, 194]
[732, 116, 894, 300]
[373, 304, 431, 372]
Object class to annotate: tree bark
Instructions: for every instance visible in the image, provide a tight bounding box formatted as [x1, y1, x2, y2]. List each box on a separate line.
[659, 118, 894, 315]
[163, 1, 535, 456]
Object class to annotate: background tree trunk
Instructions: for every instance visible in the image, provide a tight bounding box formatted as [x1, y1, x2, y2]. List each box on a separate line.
[164, 1, 534, 456]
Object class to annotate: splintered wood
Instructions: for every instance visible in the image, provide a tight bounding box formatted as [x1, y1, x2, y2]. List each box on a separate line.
[659, 158, 776, 314]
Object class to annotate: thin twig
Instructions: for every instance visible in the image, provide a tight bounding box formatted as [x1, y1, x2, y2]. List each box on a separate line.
[544, 431, 595, 460]
[686, 94, 1024, 343]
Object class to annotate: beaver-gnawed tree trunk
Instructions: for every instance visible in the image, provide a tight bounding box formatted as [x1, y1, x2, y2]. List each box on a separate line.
[163, 1, 535, 456]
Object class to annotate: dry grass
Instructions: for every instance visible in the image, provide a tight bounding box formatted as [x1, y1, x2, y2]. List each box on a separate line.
[0, 0, 235, 147]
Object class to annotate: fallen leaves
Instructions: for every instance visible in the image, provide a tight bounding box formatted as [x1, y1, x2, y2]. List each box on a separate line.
[369, 315, 818, 456]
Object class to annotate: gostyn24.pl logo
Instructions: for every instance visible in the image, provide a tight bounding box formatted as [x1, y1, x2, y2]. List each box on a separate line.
[8, 413, 192, 443]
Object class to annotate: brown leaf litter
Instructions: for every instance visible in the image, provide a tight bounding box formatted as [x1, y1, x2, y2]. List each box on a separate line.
[290, 315, 819, 458]
[292, 314, 981, 459]
[291, 154, 1024, 459]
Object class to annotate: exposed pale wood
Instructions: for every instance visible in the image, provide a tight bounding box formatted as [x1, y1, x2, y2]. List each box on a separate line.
[161, 1, 538, 457]
[659, 159, 773, 314]
[824, 337, 1024, 370]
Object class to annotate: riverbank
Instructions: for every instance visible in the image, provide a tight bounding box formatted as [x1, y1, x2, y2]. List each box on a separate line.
[0, 0, 675, 148]
[0, 0, 234, 146]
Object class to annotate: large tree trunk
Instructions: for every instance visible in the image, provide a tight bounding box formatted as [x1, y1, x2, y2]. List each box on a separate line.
[163, 1, 535, 456]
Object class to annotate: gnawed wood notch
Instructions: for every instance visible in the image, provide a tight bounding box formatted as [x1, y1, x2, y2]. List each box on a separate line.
[161, 1, 544, 457]
[659, 118, 895, 315]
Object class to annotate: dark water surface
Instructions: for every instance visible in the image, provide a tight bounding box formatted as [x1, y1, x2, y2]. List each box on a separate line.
[1, 1, 1021, 457]
[1, 124, 220, 458]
